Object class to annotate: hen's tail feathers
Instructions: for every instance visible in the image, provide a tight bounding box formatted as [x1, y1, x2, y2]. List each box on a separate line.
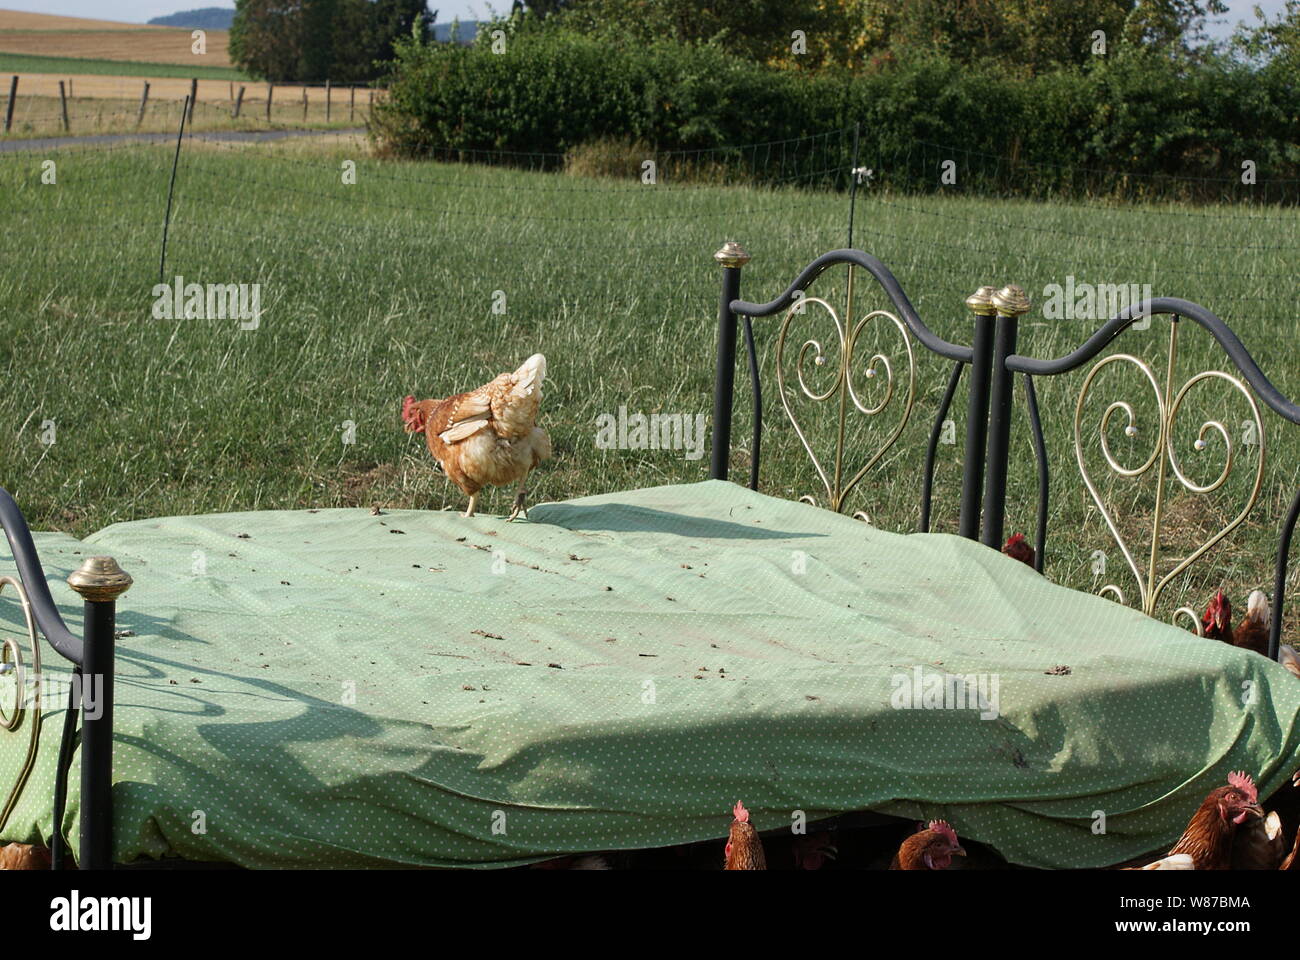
[1280, 644, 1300, 680]
[511, 354, 547, 398]
[1247, 589, 1271, 629]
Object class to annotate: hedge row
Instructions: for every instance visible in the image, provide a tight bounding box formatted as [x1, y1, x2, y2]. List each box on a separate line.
[372, 30, 1300, 201]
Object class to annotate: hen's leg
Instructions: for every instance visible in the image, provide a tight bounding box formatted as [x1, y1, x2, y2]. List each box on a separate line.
[462, 493, 478, 519]
[506, 479, 528, 522]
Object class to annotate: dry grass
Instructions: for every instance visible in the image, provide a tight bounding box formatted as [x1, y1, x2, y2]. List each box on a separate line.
[0, 9, 231, 67]
[0, 10, 173, 31]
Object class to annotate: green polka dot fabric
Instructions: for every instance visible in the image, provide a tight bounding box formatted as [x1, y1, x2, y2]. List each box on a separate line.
[0, 479, 1297, 868]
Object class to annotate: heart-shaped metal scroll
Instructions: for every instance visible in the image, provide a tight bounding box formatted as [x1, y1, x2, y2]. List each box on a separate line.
[0, 576, 42, 833]
[1074, 337, 1264, 619]
[775, 294, 916, 514]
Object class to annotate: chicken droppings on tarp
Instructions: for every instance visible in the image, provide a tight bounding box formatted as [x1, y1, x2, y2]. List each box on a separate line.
[1045, 664, 1072, 675]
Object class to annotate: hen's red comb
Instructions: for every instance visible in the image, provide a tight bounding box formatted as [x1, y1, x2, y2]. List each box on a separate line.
[401, 395, 416, 420]
[733, 801, 749, 823]
[1227, 771, 1257, 803]
[1005, 533, 1026, 547]
[928, 820, 958, 844]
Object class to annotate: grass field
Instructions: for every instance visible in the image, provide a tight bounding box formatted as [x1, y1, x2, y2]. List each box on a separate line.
[0, 52, 244, 80]
[1, 135, 1298, 637]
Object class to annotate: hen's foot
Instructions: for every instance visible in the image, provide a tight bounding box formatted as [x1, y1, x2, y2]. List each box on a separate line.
[506, 484, 528, 522]
[462, 494, 478, 519]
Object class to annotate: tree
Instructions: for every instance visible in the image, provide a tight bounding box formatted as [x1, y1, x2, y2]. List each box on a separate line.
[230, 0, 432, 82]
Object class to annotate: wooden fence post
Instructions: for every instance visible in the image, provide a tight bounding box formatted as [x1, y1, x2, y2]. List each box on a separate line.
[4, 75, 16, 134]
[233, 85, 244, 119]
[136, 80, 150, 128]
[266, 83, 273, 122]
[58, 80, 69, 131]
[187, 78, 197, 122]
[302, 85, 308, 122]
[349, 84, 355, 122]
[325, 79, 331, 122]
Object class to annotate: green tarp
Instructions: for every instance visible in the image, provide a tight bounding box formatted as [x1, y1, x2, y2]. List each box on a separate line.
[0, 480, 1297, 868]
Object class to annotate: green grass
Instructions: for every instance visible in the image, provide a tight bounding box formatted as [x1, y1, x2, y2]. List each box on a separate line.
[1, 136, 1298, 635]
[0, 51, 246, 80]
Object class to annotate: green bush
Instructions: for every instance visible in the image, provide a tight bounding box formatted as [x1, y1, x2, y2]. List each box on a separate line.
[371, 28, 1300, 201]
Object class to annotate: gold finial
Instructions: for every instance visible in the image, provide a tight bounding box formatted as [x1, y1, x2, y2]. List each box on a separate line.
[965, 286, 997, 316]
[67, 556, 132, 603]
[713, 241, 751, 268]
[992, 284, 1031, 317]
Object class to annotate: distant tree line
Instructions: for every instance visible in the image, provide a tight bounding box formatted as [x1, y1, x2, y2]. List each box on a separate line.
[229, 0, 433, 82]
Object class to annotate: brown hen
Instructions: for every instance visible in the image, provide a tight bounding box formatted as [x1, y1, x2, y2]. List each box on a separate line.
[402, 354, 551, 520]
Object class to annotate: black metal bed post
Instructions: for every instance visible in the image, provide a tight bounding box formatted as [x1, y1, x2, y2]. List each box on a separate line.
[1270, 488, 1300, 661]
[981, 285, 1031, 548]
[958, 287, 997, 540]
[66, 557, 131, 870]
[711, 241, 751, 481]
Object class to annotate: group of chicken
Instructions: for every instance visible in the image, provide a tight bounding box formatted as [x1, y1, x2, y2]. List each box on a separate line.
[719, 766, 1300, 870]
[1001, 533, 1300, 673]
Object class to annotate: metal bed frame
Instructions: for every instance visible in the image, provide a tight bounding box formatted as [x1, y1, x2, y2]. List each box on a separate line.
[710, 242, 1300, 659]
[0, 240, 1296, 869]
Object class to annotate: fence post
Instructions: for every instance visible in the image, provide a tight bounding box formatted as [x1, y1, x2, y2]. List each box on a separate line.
[187, 78, 197, 122]
[325, 79, 331, 122]
[980, 284, 1031, 549]
[136, 81, 149, 128]
[711, 241, 751, 481]
[349, 84, 355, 122]
[159, 96, 189, 284]
[66, 556, 132, 870]
[959, 287, 996, 540]
[266, 83, 273, 122]
[846, 121, 861, 248]
[232, 85, 244, 119]
[302, 86, 308, 122]
[58, 80, 69, 131]
[4, 75, 16, 133]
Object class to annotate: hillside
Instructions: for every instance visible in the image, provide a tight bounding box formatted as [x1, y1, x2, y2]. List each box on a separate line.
[148, 8, 235, 30]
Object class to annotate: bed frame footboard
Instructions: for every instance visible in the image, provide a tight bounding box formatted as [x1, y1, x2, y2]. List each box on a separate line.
[0, 487, 128, 869]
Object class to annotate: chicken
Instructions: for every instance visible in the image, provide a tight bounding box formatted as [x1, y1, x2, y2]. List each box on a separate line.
[791, 831, 837, 870]
[723, 801, 766, 870]
[1231, 810, 1286, 869]
[1201, 589, 1270, 657]
[1282, 827, 1300, 870]
[1134, 854, 1195, 870]
[1280, 644, 1300, 679]
[1001, 533, 1035, 569]
[889, 820, 966, 870]
[1166, 771, 1263, 870]
[401, 354, 551, 520]
[0, 843, 50, 870]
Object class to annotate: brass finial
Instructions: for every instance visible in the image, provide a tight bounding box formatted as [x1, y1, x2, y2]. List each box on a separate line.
[992, 284, 1031, 317]
[67, 556, 133, 603]
[713, 241, 751, 269]
[965, 286, 997, 316]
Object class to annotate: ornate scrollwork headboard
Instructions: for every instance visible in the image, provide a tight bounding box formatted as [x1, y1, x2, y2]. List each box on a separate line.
[717, 247, 972, 526]
[1008, 298, 1300, 651]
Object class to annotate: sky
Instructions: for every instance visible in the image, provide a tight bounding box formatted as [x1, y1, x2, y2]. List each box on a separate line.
[0, 0, 1290, 38]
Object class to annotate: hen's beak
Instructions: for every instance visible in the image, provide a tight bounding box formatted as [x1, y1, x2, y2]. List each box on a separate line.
[1248, 804, 1265, 819]
[953, 844, 967, 857]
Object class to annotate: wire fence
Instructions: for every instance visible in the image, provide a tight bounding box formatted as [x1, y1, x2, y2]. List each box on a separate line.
[1, 109, 1297, 318]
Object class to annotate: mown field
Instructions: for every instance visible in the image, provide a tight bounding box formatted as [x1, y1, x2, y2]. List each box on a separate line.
[0, 9, 232, 66]
[1, 134, 1297, 634]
